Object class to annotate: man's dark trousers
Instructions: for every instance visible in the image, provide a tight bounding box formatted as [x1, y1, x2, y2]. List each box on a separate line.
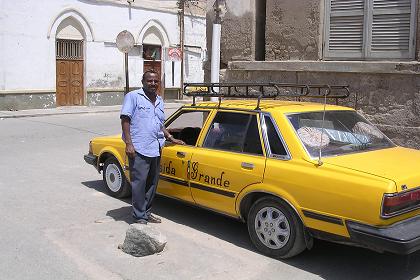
[129, 152, 160, 220]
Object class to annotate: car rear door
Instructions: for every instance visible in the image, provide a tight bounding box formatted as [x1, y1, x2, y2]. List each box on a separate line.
[189, 111, 266, 216]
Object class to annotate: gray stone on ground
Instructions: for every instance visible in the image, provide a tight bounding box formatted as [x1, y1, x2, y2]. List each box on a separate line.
[120, 224, 167, 257]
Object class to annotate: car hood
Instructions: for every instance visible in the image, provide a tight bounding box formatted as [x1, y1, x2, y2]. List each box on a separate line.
[323, 147, 420, 191]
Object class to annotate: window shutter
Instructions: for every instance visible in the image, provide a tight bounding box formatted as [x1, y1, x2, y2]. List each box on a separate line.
[324, 0, 366, 59]
[367, 0, 415, 59]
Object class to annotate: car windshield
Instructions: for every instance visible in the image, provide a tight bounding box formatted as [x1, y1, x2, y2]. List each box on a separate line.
[287, 110, 394, 157]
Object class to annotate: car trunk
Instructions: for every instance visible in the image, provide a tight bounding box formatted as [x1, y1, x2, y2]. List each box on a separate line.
[323, 147, 420, 193]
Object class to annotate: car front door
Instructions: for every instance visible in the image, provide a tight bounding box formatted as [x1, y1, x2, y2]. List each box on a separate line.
[158, 109, 212, 202]
[189, 111, 266, 216]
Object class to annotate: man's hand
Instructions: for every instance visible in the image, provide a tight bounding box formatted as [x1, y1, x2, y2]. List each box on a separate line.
[166, 135, 185, 145]
[171, 138, 185, 145]
[125, 142, 136, 158]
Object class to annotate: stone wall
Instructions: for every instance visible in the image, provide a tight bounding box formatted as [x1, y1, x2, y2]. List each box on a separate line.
[216, 0, 420, 62]
[265, 0, 320, 61]
[0, 87, 183, 110]
[417, 0, 420, 60]
[219, 0, 255, 65]
[224, 63, 420, 150]
[87, 91, 124, 106]
[0, 93, 56, 111]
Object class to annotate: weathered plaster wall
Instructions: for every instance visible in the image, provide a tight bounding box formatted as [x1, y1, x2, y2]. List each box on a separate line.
[0, 90, 125, 110]
[416, 0, 420, 61]
[0, 93, 55, 111]
[205, 0, 254, 82]
[0, 0, 205, 109]
[87, 91, 124, 106]
[265, 0, 320, 61]
[220, 0, 255, 64]
[224, 66, 420, 150]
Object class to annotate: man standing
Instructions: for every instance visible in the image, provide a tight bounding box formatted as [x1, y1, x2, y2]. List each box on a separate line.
[120, 70, 184, 224]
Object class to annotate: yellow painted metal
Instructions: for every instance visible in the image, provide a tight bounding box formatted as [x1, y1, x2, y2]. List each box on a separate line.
[91, 134, 127, 175]
[323, 147, 420, 192]
[87, 101, 420, 240]
[189, 100, 353, 114]
[190, 148, 266, 216]
[189, 110, 266, 215]
[158, 144, 195, 202]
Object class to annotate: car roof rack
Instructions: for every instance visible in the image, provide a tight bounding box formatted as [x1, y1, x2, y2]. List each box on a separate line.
[183, 82, 350, 110]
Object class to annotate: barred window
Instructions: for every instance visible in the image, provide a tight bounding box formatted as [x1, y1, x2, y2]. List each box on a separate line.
[324, 0, 417, 60]
[56, 39, 83, 60]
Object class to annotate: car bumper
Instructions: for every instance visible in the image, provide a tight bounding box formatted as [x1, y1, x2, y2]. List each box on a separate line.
[346, 215, 420, 255]
[84, 153, 98, 169]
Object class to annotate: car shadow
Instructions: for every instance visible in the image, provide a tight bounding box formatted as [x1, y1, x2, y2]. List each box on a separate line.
[81, 180, 254, 249]
[82, 180, 420, 279]
[284, 240, 420, 280]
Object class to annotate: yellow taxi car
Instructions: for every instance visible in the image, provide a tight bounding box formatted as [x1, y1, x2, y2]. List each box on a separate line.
[84, 83, 420, 258]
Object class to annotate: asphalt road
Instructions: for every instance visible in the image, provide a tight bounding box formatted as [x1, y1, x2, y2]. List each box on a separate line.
[0, 110, 419, 280]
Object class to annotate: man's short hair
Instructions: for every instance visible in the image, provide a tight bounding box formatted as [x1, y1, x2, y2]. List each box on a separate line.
[142, 69, 159, 81]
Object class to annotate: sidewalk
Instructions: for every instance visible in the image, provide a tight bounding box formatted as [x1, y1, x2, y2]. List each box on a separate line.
[0, 101, 188, 119]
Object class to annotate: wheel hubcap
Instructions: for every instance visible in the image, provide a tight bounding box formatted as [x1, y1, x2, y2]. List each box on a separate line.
[105, 163, 122, 192]
[254, 206, 290, 249]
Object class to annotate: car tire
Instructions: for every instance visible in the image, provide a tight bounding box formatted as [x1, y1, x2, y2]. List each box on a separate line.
[247, 197, 306, 259]
[103, 157, 131, 198]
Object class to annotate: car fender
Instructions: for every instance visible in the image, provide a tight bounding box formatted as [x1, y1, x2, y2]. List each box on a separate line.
[235, 183, 304, 223]
[98, 146, 127, 172]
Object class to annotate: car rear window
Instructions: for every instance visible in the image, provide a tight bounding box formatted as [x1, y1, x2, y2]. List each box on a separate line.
[287, 110, 394, 157]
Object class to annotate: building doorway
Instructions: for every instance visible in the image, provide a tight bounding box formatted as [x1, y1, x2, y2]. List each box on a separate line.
[55, 39, 84, 106]
[143, 44, 162, 95]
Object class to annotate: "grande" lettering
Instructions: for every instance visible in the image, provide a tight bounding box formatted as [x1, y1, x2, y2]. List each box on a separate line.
[190, 162, 230, 188]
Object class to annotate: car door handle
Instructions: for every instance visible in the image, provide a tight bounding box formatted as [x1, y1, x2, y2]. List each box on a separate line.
[241, 162, 254, 170]
[177, 151, 186, 158]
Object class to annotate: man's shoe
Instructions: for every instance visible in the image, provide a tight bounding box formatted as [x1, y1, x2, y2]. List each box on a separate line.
[132, 218, 148, 224]
[148, 214, 161, 223]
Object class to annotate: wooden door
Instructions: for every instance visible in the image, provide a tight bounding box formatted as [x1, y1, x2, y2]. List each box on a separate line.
[56, 39, 84, 106]
[56, 60, 83, 106]
[144, 61, 162, 96]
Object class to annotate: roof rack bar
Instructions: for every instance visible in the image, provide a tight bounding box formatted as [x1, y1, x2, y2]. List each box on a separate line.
[255, 94, 262, 110]
[183, 82, 350, 100]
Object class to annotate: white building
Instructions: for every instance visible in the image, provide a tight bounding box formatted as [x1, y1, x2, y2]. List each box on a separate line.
[0, 0, 206, 110]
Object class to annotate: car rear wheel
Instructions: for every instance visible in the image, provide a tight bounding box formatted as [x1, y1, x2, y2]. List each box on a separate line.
[103, 157, 131, 198]
[247, 197, 306, 258]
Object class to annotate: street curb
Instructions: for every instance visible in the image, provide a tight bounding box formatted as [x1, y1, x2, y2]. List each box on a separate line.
[0, 103, 185, 119]
[0, 109, 121, 119]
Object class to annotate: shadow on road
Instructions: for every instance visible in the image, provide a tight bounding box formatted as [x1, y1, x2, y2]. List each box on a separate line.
[81, 180, 253, 249]
[285, 240, 420, 280]
[82, 180, 420, 279]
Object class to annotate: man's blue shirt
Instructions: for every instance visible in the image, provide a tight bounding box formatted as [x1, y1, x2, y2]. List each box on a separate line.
[120, 88, 165, 157]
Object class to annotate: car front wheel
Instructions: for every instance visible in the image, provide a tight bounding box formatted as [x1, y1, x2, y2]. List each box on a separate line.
[103, 157, 131, 198]
[247, 197, 306, 258]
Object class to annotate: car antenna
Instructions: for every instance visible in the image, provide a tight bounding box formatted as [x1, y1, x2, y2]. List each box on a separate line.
[318, 85, 331, 166]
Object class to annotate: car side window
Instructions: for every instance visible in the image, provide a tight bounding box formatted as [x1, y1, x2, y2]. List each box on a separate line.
[203, 112, 263, 156]
[264, 115, 287, 156]
[166, 110, 210, 146]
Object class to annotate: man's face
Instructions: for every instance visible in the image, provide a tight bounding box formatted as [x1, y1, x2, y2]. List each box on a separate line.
[142, 73, 159, 95]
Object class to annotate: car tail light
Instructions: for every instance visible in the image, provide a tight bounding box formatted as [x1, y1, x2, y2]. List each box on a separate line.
[382, 188, 420, 218]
